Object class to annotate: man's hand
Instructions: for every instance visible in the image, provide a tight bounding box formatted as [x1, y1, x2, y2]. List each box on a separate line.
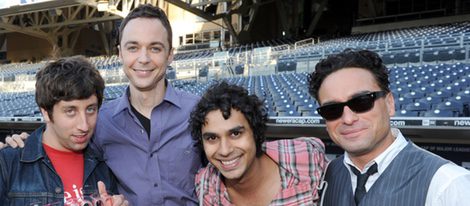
[98, 181, 129, 206]
[2, 132, 29, 149]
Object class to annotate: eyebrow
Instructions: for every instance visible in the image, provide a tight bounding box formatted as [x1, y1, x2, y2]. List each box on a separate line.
[201, 125, 245, 138]
[123, 41, 166, 49]
[201, 132, 216, 139]
[228, 125, 245, 133]
[61, 103, 98, 110]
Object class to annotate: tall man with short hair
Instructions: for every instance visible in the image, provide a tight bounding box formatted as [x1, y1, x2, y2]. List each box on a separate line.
[91, 4, 203, 205]
[308, 49, 470, 206]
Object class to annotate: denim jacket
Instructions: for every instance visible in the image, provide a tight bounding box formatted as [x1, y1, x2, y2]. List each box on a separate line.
[0, 125, 119, 206]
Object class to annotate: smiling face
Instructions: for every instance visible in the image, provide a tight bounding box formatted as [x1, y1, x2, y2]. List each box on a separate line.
[118, 17, 174, 92]
[201, 109, 259, 181]
[318, 68, 396, 163]
[41, 95, 98, 152]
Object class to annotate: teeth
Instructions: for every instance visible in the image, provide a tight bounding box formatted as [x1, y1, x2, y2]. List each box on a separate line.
[221, 158, 239, 165]
[134, 69, 154, 72]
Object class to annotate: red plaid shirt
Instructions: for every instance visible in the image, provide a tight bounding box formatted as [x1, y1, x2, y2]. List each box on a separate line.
[195, 137, 328, 206]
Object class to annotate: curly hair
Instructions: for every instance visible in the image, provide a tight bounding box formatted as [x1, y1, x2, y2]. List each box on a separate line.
[190, 81, 268, 157]
[35, 56, 105, 121]
[308, 49, 390, 102]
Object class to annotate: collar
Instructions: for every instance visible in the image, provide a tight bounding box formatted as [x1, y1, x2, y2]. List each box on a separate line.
[20, 125, 47, 163]
[20, 125, 101, 163]
[344, 128, 408, 174]
[112, 80, 182, 117]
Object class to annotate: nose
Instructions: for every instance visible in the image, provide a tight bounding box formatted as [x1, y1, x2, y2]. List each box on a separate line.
[138, 48, 150, 64]
[341, 106, 359, 124]
[217, 137, 233, 157]
[76, 113, 90, 132]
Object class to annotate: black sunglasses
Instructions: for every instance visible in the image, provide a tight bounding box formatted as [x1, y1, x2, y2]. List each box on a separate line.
[317, 91, 387, 121]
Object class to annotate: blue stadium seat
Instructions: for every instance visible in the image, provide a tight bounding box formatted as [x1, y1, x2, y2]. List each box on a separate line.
[404, 102, 431, 112]
[422, 109, 454, 117]
[395, 110, 419, 117]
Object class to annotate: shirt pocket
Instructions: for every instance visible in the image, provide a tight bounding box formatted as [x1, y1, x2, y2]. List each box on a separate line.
[160, 142, 202, 192]
[7, 192, 61, 206]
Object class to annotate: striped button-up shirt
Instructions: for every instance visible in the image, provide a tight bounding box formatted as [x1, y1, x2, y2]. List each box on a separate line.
[195, 137, 328, 206]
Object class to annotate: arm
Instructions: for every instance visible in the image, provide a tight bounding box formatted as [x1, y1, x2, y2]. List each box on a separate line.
[298, 137, 329, 198]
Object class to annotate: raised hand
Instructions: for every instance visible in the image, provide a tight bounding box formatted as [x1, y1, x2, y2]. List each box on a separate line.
[97, 181, 129, 206]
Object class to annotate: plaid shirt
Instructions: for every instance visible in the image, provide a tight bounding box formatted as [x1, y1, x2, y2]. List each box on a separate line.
[195, 137, 328, 206]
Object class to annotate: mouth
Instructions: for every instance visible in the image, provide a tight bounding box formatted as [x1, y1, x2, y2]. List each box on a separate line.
[133, 68, 155, 72]
[72, 134, 89, 144]
[219, 156, 241, 170]
[132, 68, 156, 78]
[340, 127, 366, 138]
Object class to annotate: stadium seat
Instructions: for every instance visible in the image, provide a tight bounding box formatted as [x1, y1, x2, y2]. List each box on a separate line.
[422, 109, 454, 117]
[395, 110, 419, 117]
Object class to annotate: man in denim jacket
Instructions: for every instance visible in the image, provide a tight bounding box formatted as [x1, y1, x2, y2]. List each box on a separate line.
[0, 56, 127, 205]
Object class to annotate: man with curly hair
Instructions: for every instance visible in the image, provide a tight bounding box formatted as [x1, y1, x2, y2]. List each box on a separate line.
[190, 82, 327, 206]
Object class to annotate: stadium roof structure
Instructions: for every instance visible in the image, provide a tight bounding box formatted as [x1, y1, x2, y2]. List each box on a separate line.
[0, 0, 327, 53]
[0, 0, 124, 55]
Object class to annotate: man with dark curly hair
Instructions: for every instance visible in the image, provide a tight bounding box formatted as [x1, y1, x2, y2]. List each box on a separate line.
[308, 49, 470, 206]
[190, 82, 327, 206]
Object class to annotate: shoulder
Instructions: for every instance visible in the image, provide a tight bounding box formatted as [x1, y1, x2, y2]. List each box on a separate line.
[265, 137, 326, 155]
[265, 137, 328, 176]
[195, 164, 218, 184]
[195, 164, 220, 196]
[0, 146, 22, 159]
[427, 163, 470, 204]
[431, 163, 470, 186]
[0, 147, 22, 170]
[99, 99, 120, 114]
[174, 89, 200, 105]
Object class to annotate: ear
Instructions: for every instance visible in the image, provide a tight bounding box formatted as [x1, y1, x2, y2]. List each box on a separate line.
[117, 45, 122, 60]
[41, 108, 52, 123]
[167, 47, 174, 65]
[385, 92, 395, 117]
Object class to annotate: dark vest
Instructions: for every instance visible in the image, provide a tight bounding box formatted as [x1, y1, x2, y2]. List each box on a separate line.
[321, 141, 448, 206]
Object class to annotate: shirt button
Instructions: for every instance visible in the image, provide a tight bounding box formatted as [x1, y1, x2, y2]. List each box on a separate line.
[150, 153, 154, 158]
[154, 183, 158, 187]
[140, 129, 144, 134]
[55, 187, 62, 193]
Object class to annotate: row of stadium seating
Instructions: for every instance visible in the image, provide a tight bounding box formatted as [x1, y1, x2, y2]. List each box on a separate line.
[1, 62, 469, 118]
[278, 21, 470, 65]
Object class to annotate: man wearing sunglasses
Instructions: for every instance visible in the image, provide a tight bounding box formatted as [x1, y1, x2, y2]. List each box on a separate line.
[308, 49, 470, 206]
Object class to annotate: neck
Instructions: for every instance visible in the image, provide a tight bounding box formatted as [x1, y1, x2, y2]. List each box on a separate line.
[226, 154, 280, 202]
[129, 81, 166, 118]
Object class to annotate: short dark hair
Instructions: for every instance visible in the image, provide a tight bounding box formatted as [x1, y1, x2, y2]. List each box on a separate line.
[308, 49, 390, 102]
[190, 82, 268, 157]
[35, 56, 105, 121]
[117, 4, 173, 50]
